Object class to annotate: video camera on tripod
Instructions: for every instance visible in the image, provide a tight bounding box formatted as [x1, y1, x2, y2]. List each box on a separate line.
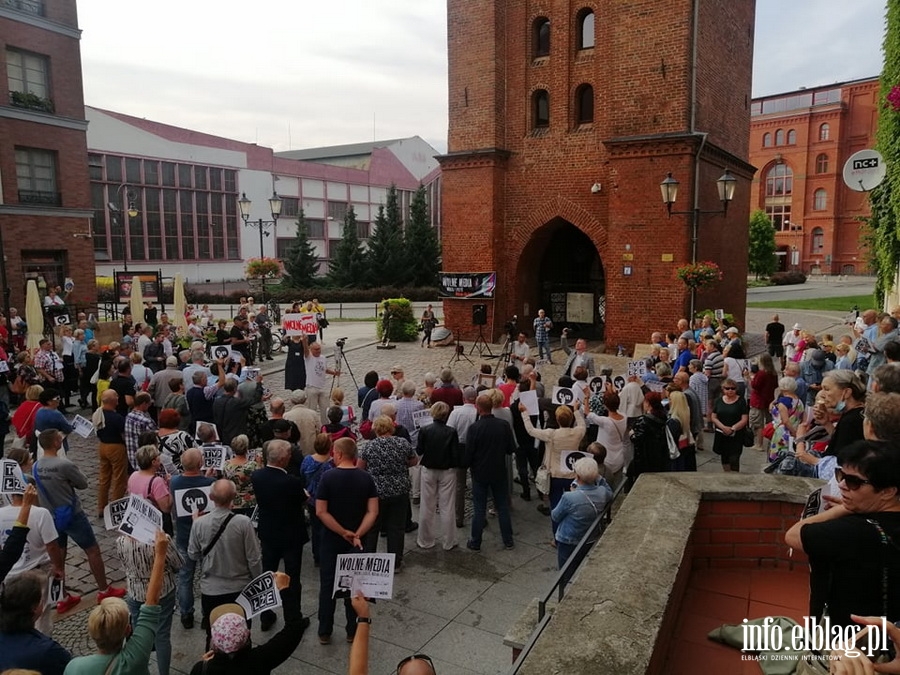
[503, 315, 518, 340]
[335, 336, 348, 350]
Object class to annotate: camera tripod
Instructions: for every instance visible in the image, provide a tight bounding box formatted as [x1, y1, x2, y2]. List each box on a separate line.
[469, 324, 494, 358]
[493, 334, 514, 375]
[331, 340, 359, 391]
[450, 328, 474, 365]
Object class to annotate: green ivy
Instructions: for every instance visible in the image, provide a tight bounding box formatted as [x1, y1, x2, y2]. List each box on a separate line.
[867, 0, 900, 305]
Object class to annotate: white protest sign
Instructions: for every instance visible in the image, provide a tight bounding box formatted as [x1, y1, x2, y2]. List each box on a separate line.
[612, 376, 625, 392]
[588, 376, 607, 395]
[281, 313, 318, 337]
[236, 572, 282, 619]
[412, 409, 434, 429]
[518, 390, 539, 417]
[201, 444, 228, 471]
[0, 460, 25, 494]
[174, 485, 213, 517]
[802, 487, 824, 519]
[116, 495, 163, 545]
[627, 360, 647, 378]
[551, 386, 576, 406]
[0, 360, 8, 374]
[47, 576, 65, 608]
[250, 505, 259, 529]
[715, 309, 725, 321]
[71, 415, 94, 439]
[646, 381, 667, 393]
[103, 497, 130, 530]
[210, 345, 233, 362]
[333, 553, 396, 600]
[559, 450, 589, 474]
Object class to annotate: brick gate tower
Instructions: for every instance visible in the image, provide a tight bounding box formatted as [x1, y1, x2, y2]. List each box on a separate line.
[439, 1, 757, 351]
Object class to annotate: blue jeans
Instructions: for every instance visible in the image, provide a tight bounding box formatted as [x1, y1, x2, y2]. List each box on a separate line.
[127, 588, 176, 675]
[549, 477, 571, 537]
[470, 477, 513, 547]
[537, 340, 551, 362]
[556, 540, 576, 569]
[175, 542, 196, 618]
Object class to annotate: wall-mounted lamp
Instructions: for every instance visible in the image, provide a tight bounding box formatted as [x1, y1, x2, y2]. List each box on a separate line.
[590, 182, 602, 194]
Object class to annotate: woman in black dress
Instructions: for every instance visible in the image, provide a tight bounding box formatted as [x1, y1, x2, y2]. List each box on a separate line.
[711, 377, 749, 472]
[284, 335, 307, 391]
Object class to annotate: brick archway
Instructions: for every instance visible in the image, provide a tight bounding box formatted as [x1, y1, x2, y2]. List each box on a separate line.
[512, 216, 606, 339]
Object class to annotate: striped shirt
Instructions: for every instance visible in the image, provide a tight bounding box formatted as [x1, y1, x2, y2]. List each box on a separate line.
[116, 534, 182, 602]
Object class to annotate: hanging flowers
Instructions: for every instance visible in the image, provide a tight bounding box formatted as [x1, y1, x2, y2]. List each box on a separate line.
[245, 257, 282, 279]
[888, 85, 900, 112]
[675, 261, 723, 289]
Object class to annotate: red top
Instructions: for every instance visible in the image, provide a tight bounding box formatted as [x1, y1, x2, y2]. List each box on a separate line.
[11, 400, 41, 440]
[749, 370, 778, 410]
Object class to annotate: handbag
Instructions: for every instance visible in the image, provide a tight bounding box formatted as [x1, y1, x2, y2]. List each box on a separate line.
[742, 426, 755, 447]
[535, 465, 551, 495]
[11, 404, 38, 450]
[665, 426, 680, 460]
[762, 422, 775, 440]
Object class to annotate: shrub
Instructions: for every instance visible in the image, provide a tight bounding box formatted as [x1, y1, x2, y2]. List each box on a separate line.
[770, 271, 807, 286]
[375, 298, 419, 342]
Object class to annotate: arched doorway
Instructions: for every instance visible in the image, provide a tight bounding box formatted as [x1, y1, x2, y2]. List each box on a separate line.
[518, 219, 606, 339]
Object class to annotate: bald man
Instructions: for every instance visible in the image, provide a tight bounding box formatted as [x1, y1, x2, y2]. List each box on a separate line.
[188, 479, 261, 640]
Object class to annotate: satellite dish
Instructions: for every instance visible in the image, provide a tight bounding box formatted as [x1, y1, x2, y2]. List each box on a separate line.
[843, 149, 886, 192]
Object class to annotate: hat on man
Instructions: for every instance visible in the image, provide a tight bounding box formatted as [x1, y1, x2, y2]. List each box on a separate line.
[809, 349, 827, 366]
[724, 327, 739, 335]
[390, 365, 404, 374]
[121, 335, 133, 345]
[792, 323, 802, 330]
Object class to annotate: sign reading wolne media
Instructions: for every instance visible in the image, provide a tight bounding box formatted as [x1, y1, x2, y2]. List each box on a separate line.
[439, 272, 496, 299]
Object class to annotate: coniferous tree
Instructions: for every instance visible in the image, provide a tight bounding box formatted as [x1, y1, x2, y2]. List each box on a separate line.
[403, 184, 441, 286]
[328, 205, 366, 287]
[283, 208, 320, 288]
[747, 209, 777, 279]
[365, 184, 405, 286]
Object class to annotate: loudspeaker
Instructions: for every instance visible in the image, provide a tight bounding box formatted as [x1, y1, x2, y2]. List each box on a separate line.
[472, 304, 487, 326]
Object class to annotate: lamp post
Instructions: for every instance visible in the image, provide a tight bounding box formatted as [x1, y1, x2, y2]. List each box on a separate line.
[109, 184, 139, 272]
[237, 191, 283, 304]
[660, 169, 736, 318]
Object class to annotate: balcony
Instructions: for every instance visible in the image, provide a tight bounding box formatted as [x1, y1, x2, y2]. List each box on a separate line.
[1, 0, 44, 16]
[18, 189, 61, 206]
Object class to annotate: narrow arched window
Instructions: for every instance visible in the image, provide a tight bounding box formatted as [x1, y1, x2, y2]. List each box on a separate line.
[575, 84, 593, 124]
[787, 129, 796, 145]
[533, 17, 550, 58]
[577, 10, 594, 49]
[819, 123, 830, 141]
[814, 188, 827, 211]
[815, 153, 828, 174]
[812, 227, 824, 253]
[763, 132, 772, 148]
[533, 90, 549, 128]
[775, 129, 784, 146]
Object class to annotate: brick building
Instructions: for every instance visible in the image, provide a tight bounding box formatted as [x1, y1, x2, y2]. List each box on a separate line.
[439, 1, 756, 349]
[748, 77, 879, 276]
[0, 0, 95, 314]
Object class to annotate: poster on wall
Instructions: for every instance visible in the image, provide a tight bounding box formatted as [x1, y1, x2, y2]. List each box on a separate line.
[566, 293, 594, 324]
[115, 272, 161, 303]
[439, 272, 496, 299]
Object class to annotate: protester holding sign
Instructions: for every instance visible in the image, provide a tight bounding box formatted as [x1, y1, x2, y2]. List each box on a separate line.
[116, 530, 183, 675]
[127, 445, 173, 535]
[551, 457, 613, 569]
[169, 448, 214, 630]
[520, 402, 586, 540]
[66, 530, 169, 675]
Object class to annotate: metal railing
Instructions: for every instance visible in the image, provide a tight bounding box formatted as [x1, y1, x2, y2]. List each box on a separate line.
[18, 189, 61, 206]
[507, 482, 625, 674]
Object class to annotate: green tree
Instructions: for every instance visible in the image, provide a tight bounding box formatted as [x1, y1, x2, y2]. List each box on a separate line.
[328, 206, 366, 287]
[283, 208, 320, 288]
[867, 1, 900, 303]
[402, 184, 441, 286]
[364, 184, 405, 286]
[748, 209, 777, 279]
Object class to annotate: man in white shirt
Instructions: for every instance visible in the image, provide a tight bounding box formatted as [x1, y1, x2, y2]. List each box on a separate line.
[301, 335, 340, 424]
[510, 332, 531, 366]
[447, 386, 479, 528]
[782, 323, 803, 361]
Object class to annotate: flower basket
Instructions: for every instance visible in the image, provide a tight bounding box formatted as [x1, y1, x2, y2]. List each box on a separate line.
[675, 261, 723, 290]
[888, 85, 900, 112]
[245, 257, 282, 280]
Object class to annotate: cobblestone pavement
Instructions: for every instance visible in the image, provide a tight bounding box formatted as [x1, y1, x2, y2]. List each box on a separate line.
[34, 309, 854, 673]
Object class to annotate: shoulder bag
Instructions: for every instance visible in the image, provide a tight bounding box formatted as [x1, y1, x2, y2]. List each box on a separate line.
[146, 476, 174, 535]
[201, 512, 236, 557]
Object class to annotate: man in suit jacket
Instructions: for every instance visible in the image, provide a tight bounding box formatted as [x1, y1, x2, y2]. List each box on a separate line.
[560, 330, 596, 378]
[251, 439, 309, 631]
[212, 375, 262, 445]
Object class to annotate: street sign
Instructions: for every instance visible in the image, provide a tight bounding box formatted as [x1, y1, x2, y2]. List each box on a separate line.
[843, 149, 886, 192]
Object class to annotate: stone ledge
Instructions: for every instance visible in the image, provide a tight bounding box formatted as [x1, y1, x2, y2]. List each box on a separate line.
[512, 472, 822, 675]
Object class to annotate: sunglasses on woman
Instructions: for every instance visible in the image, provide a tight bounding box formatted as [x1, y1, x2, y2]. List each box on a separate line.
[396, 654, 435, 674]
[834, 467, 872, 491]
[722, 387, 736, 391]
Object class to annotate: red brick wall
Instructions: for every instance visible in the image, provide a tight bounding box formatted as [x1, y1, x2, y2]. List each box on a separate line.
[691, 499, 807, 570]
[442, 0, 754, 348]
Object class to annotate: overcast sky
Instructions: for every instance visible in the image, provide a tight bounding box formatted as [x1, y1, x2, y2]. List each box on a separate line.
[78, 0, 885, 154]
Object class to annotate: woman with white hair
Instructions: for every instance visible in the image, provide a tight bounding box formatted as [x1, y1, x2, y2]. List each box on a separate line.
[550, 457, 613, 569]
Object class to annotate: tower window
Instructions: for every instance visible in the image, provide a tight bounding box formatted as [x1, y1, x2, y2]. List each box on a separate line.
[575, 84, 593, 124]
[577, 10, 594, 49]
[533, 90, 550, 128]
[533, 18, 550, 58]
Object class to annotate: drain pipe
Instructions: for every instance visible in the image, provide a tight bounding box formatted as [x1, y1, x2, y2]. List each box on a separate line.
[689, 0, 707, 320]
